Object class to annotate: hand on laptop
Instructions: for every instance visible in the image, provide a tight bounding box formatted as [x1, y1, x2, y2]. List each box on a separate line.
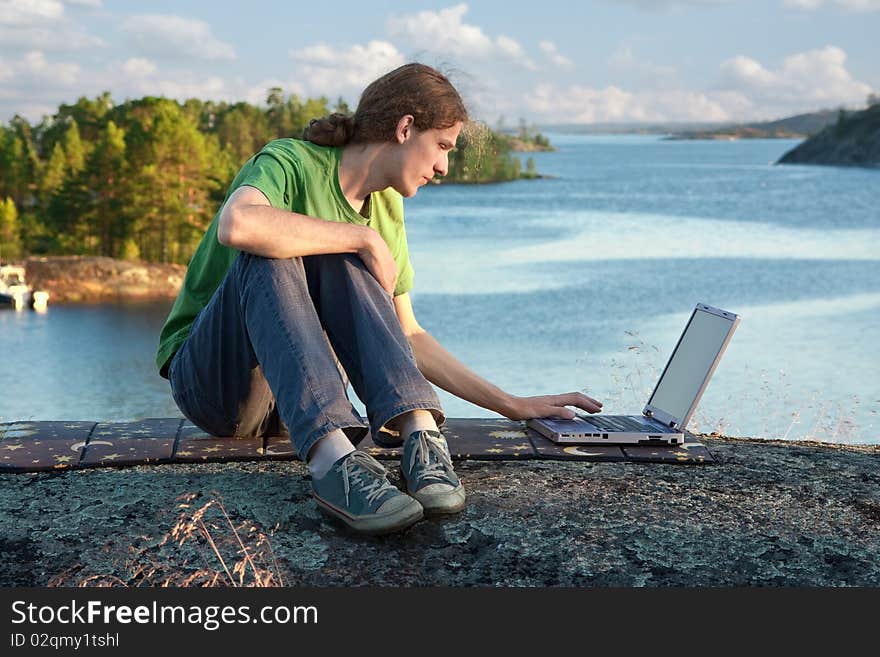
[503, 392, 602, 421]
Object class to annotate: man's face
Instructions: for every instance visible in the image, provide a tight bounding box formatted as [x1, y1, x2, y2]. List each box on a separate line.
[394, 121, 463, 197]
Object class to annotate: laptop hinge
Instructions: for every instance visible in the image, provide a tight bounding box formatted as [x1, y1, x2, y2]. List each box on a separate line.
[643, 409, 679, 430]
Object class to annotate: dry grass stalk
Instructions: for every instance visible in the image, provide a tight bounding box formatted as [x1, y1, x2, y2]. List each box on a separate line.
[50, 492, 285, 587]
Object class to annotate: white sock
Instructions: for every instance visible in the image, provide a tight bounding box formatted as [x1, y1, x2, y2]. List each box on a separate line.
[397, 410, 439, 439]
[308, 429, 355, 479]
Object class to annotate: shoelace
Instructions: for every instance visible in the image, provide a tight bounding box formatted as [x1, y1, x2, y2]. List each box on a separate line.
[337, 451, 397, 507]
[407, 431, 454, 482]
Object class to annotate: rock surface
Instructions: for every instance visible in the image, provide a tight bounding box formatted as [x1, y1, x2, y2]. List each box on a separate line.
[777, 104, 880, 167]
[2, 436, 878, 587]
[23, 256, 184, 303]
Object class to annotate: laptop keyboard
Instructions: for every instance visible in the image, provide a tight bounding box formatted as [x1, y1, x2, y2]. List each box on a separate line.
[577, 414, 661, 432]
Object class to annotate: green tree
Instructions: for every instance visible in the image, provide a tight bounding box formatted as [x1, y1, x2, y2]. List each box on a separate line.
[2, 117, 41, 209]
[89, 120, 129, 257]
[129, 104, 223, 263]
[0, 128, 26, 204]
[215, 102, 271, 165]
[40, 142, 68, 203]
[266, 87, 289, 136]
[54, 93, 113, 143]
[45, 120, 127, 255]
[3, 91, 543, 262]
[62, 121, 86, 175]
[296, 96, 331, 136]
[0, 196, 22, 260]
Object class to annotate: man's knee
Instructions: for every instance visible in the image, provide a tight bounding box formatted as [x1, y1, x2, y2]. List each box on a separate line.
[235, 252, 308, 285]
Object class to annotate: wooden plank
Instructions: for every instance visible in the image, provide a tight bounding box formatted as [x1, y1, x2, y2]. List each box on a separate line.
[0, 421, 95, 472]
[80, 418, 181, 467]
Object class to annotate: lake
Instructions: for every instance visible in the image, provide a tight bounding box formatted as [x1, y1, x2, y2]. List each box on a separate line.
[2, 134, 877, 443]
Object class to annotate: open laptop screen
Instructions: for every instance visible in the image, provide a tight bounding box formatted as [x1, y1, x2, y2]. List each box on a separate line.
[646, 307, 737, 427]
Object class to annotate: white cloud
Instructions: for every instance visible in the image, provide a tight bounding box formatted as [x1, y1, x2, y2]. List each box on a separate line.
[0, 50, 80, 119]
[783, 0, 823, 8]
[496, 35, 536, 70]
[608, 46, 677, 82]
[122, 57, 157, 77]
[289, 40, 406, 100]
[0, 0, 64, 25]
[0, 0, 101, 51]
[0, 50, 79, 85]
[387, 4, 535, 68]
[835, 0, 880, 9]
[610, 0, 732, 10]
[521, 45, 873, 124]
[0, 50, 240, 122]
[64, 0, 102, 6]
[0, 25, 101, 50]
[539, 41, 573, 69]
[718, 46, 872, 115]
[106, 58, 230, 102]
[121, 14, 236, 62]
[783, 0, 880, 9]
[720, 55, 776, 87]
[127, 74, 228, 102]
[388, 4, 491, 56]
[242, 79, 307, 107]
[524, 83, 732, 123]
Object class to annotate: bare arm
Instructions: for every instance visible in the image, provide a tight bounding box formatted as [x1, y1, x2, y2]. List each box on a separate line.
[393, 293, 603, 420]
[218, 185, 398, 294]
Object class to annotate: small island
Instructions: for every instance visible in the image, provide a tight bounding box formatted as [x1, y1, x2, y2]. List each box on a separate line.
[777, 102, 880, 168]
[444, 127, 549, 184]
[665, 109, 839, 141]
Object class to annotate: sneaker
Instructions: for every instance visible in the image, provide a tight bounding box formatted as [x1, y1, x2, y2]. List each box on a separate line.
[400, 430, 466, 516]
[312, 450, 423, 535]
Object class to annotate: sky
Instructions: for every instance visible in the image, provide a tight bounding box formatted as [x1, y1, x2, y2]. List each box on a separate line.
[1, 0, 878, 126]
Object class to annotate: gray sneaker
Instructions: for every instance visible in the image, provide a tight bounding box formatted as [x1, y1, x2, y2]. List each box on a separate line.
[401, 430, 466, 516]
[312, 451, 423, 535]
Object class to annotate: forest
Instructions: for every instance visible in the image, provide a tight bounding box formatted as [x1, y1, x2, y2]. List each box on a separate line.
[0, 90, 543, 265]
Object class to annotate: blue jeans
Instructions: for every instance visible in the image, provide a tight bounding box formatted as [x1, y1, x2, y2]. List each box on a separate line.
[168, 252, 445, 460]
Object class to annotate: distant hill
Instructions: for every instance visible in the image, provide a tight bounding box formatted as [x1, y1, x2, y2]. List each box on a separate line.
[539, 111, 839, 138]
[777, 104, 880, 168]
[540, 121, 721, 135]
[665, 109, 839, 140]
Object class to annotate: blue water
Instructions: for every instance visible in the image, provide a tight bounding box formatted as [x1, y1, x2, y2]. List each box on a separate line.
[2, 135, 878, 443]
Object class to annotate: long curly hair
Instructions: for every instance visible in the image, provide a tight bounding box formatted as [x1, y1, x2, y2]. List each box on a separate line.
[302, 63, 468, 147]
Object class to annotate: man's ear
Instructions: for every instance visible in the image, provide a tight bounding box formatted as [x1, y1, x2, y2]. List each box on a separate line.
[395, 115, 415, 144]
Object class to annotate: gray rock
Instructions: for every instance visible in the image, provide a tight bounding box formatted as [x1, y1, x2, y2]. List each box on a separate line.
[2, 436, 878, 587]
[778, 104, 880, 168]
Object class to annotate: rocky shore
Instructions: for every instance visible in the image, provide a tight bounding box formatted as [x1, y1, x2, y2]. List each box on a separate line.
[21, 256, 184, 303]
[778, 104, 880, 167]
[2, 435, 878, 587]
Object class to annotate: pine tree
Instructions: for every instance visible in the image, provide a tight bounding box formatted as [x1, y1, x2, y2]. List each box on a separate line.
[215, 102, 271, 165]
[0, 196, 22, 261]
[89, 120, 128, 257]
[40, 142, 68, 203]
[63, 121, 86, 175]
[129, 103, 222, 263]
[2, 118, 41, 208]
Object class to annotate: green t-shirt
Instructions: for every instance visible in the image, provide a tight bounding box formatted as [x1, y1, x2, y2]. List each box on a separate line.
[155, 138, 415, 378]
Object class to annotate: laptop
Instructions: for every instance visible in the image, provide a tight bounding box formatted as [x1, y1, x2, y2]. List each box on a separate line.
[527, 303, 740, 446]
